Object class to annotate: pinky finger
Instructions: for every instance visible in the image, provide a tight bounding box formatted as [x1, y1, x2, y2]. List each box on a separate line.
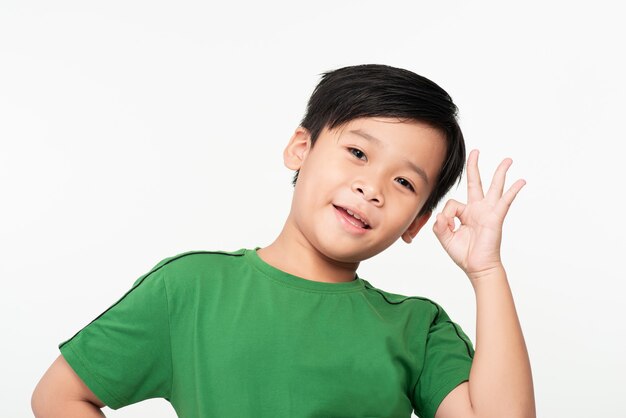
[496, 179, 526, 218]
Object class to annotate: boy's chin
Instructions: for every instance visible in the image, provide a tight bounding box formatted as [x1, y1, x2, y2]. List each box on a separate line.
[315, 241, 390, 265]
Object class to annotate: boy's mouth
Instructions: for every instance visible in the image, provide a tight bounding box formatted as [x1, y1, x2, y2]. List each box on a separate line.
[333, 205, 371, 229]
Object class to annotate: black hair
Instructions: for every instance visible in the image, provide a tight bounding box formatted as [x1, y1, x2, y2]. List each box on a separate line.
[292, 64, 466, 217]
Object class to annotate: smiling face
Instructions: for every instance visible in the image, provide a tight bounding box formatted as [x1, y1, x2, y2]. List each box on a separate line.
[284, 117, 447, 263]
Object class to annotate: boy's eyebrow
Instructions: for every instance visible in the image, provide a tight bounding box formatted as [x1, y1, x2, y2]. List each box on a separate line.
[349, 129, 430, 185]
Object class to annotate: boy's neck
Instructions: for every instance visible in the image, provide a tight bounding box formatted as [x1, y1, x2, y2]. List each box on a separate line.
[257, 217, 360, 284]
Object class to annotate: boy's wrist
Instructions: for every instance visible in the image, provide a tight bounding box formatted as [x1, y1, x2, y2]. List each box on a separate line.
[467, 263, 507, 289]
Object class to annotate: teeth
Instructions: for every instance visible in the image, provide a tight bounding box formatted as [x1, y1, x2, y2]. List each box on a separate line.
[346, 209, 360, 219]
[345, 208, 368, 226]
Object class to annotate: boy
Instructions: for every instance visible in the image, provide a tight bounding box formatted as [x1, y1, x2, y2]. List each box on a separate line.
[32, 64, 535, 417]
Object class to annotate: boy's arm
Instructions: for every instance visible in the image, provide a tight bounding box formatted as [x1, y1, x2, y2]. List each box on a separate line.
[32, 354, 106, 418]
[431, 150, 535, 418]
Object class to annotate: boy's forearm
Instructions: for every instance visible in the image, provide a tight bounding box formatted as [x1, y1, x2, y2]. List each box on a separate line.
[467, 266, 535, 418]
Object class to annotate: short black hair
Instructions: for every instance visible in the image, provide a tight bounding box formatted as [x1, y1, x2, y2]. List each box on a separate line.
[293, 64, 466, 217]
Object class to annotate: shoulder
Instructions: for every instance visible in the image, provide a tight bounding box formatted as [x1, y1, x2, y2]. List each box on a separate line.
[132, 248, 248, 286]
[360, 279, 445, 322]
[152, 248, 246, 271]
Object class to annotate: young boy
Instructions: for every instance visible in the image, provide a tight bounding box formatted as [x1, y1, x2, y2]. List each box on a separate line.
[32, 64, 535, 418]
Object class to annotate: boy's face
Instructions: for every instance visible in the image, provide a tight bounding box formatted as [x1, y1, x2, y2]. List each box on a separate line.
[284, 117, 447, 263]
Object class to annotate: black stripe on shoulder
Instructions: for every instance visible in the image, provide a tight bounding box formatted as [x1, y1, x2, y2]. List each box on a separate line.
[131, 249, 247, 284]
[363, 282, 442, 323]
[157, 249, 246, 266]
[115, 249, 246, 294]
[60, 249, 245, 348]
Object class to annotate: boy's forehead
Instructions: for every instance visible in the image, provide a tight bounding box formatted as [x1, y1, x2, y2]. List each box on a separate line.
[329, 117, 445, 146]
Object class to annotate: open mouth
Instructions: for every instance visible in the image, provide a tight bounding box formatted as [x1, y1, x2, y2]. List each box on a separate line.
[333, 205, 371, 229]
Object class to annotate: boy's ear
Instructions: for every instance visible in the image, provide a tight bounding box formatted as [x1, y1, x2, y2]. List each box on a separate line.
[401, 212, 432, 244]
[284, 126, 312, 170]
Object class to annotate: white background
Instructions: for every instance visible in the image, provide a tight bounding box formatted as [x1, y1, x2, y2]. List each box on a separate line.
[1, 1, 624, 417]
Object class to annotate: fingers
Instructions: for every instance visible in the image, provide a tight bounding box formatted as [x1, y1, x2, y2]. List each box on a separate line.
[462, 150, 525, 219]
[433, 199, 465, 243]
[495, 178, 527, 218]
[486, 157, 514, 203]
[467, 149, 484, 203]
[441, 198, 466, 220]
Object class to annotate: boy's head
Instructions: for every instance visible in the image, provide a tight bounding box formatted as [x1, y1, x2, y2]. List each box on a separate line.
[293, 64, 465, 218]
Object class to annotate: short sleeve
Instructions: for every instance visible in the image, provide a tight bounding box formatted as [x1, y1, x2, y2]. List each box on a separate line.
[412, 304, 474, 418]
[58, 258, 173, 410]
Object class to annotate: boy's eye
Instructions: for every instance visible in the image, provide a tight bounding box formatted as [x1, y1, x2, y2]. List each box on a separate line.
[348, 147, 367, 161]
[395, 177, 415, 192]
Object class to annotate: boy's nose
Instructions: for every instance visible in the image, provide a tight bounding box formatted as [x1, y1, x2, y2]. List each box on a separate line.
[352, 181, 384, 206]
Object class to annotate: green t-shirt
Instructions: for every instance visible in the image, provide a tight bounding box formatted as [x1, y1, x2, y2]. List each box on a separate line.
[59, 248, 474, 418]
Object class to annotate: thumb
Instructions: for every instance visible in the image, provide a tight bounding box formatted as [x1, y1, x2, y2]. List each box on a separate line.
[432, 199, 465, 245]
[433, 212, 454, 245]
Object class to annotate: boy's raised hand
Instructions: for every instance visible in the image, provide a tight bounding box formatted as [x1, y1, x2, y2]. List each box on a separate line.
[432, 151, 536, 416]
[433, 149, 526, 282]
